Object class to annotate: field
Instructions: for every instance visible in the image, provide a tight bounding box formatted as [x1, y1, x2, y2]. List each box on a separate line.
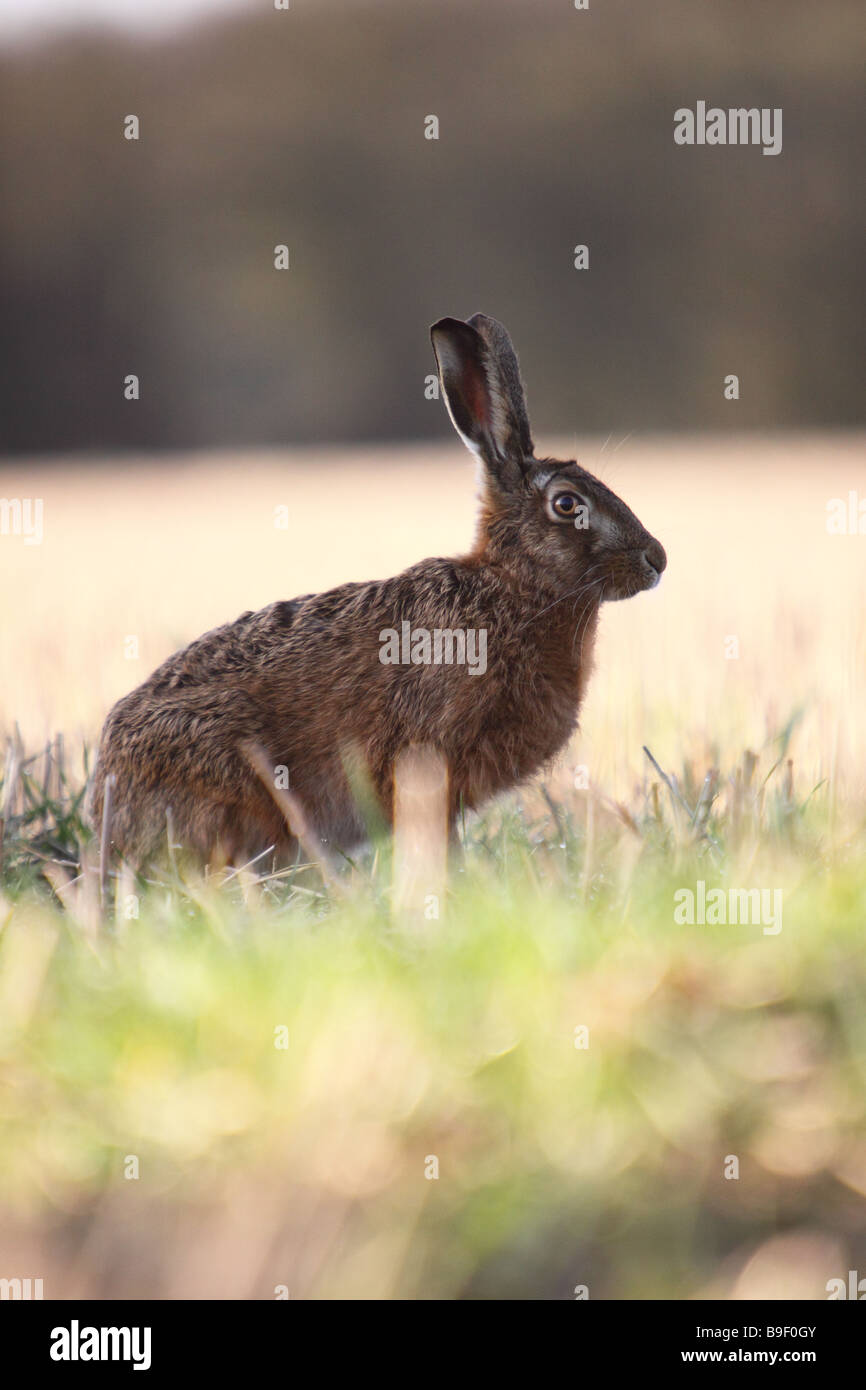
[1, 434, 865, 1299]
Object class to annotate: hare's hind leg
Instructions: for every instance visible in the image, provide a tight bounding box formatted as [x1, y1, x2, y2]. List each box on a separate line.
[92, 688, 287, 869]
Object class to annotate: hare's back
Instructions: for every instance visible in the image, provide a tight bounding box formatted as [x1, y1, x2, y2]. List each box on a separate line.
[140, 595, 318, 695]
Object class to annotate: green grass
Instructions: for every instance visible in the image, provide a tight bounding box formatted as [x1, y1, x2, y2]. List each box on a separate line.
[0, 733, 865, 1299]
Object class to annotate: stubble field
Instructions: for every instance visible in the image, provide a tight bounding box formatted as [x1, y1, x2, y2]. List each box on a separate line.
[0, 433, 864, 1298]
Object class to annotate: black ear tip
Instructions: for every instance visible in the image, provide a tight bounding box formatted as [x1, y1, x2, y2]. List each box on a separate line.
[467, 311, 501, 335]
[430, 318, 486, 364]
[430, 316, 467, 338]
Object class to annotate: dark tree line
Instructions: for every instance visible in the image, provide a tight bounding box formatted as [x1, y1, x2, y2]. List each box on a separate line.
[0, 0, 863, 455]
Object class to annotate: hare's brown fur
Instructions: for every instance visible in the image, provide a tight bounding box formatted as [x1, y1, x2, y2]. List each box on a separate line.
[90, 314, 665, 867]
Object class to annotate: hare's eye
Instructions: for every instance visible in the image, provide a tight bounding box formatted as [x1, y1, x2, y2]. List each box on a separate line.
[552, 492, 580, 518]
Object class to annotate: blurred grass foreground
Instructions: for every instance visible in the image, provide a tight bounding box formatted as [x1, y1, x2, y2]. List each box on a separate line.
[1, 745, 865, 1299]
[0, 438, 865, 1298]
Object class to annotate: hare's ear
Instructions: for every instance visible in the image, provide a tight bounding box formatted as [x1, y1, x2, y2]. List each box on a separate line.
[430, 314, 533, 491]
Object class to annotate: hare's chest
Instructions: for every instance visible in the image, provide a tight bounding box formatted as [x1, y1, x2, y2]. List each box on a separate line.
[458, 661, 589, 804]
[513, 618, 597, 751]
[513, 675, 584, 770]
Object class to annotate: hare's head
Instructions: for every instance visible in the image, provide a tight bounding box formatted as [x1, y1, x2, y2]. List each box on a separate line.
[431, 313, 666, 602]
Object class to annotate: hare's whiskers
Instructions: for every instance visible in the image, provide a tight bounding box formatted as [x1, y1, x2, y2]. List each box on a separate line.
[531, 564, 604, 625]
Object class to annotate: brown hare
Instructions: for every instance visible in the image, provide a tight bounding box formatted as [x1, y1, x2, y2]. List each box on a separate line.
[89, 313, 666, 868]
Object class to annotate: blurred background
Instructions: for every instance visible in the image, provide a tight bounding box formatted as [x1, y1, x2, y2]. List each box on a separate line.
[1, 0, 864, 456]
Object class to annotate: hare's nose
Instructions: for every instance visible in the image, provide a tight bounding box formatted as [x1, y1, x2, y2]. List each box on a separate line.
[642, 539, 667, 576]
